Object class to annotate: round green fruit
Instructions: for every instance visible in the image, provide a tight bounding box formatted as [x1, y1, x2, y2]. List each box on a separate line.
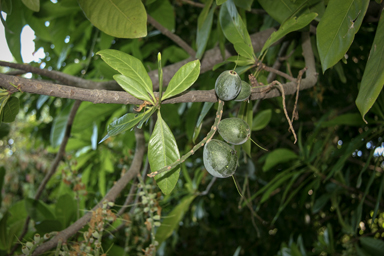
[215, 70, 242, 101]
[218, 117, 250, 145]
[203, 139, 238, 178]
[234, 81, 251, 101]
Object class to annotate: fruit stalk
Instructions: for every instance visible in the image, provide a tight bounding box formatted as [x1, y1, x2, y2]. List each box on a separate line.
[147, 100, 225, 178]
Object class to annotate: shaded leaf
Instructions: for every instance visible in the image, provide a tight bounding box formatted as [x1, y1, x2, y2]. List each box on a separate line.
[258, 0, 307, 24]
[25, 198, 55, 222]
[55, 194, 76, 228]
[78, 0, 147, 38]
[317, 0, 369, 72]
[50, 101, 74, 148]
[4, 0, 24, 63]
[148, 111, 180, 195]
[356, 8, 384, 123]
[219, 0, 255, 59]
[162, 60, 200, 100]
[155, 194, 196, 246]
[252, 109, 272, 131]
[0, 166, 4, 209]
[21, 0, 39, 12]
[360, 237, 384, 255]
[1, 96, 20, 123]
[321, 113, 366, 127]
[148, 0, 175, 32]
[234, 0, 253, 11]
[98, 49, 155, 101]
[196, 1, 215, 59]
[261, 12, 317, 56]
[313, 194, 331, 213]
[263, 148, 298, 172]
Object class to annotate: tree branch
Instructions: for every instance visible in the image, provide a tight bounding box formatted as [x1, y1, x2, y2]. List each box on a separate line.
[0, 29, 276, 91]
[31, 128, 146, 255]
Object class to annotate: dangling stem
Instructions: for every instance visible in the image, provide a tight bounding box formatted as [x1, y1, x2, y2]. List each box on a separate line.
[232, 175, 243, 197]
[147, 100, 225, 178]
[249, 137, 268, 151]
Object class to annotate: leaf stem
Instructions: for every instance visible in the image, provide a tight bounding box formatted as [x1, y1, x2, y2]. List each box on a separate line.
[147, 100, 225, 177]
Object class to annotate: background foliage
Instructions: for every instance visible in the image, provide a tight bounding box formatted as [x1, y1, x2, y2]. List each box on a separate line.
[0, 0, 384, 255]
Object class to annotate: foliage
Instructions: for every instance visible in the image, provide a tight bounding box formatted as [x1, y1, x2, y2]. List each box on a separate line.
[0, 0, 384, 255]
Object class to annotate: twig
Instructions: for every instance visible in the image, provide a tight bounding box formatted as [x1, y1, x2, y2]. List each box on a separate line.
[9, 100, 82, 256]
[199, 177, 217, 196]
[148, 100, 224, 177]
[147, 15, 196, 57]
[31, 128, 146, 255]
[291, 68, 307, 124]
[255, 61, 296, 82]
[116, 182, 137, 217]
[273, 81, 297, 144]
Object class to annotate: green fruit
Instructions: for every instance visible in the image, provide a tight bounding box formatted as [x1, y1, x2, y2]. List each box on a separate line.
[203, 139, 238, 178]
[234, 81, 251, 101]
[218, 118, 250, 145]
[215, 70, 241, 101]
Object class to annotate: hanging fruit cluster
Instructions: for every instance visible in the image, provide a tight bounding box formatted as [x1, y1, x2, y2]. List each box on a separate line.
[203, 70, 252, 178]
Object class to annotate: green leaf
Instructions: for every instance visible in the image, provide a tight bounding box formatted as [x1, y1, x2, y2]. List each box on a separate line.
[114, 74, 154, 104]
[234, 0, 253, 11]
[258, 0, 307, 24]
[99, 112, 144, 143]
[252, 109, 272, 131]
[155, 194, 196, 246]
[50, 101, 73, 148]
[21, 0, 39, 11]
[219, 0, 255, 59]
[0, 123, 10, 139]
[261, 12, 317, 56]
[0, 212, 9, 250]
[242, 101, 252, 157]
[4, 0, 24, 63]
[72, 102, 121, 133]
[360, 237, 384, 255]
[25, 198, 56, 222]
[356, 8, 384, 123]
[196, 1, 215, 59]
[316, 0, 369, 72]
[312, 193, 331, 213]
[147, 0, 175, 32]
[193, 102, 214, 143]
[161, 60, 201, 100]
[216, 0, 227, 4]
[55, 194, 76, 228]
[263, 148, 298, 172]
[98, 49, 155, 101]
[158, 52, 163, 101]
[321, 113, 366, 127]
[148, 111, 180, 195]
[1, 96, 19, 123]
[78, 0, 147, 38]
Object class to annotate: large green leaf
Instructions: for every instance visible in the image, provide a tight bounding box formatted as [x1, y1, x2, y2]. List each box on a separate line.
[148, 111, 180, 195]
[0, 167, 5, 209]
[155, 194, 196, 246]
[98, 49, 155, 101]
[78, 0, 147, 38]
[1, 96, 19, 123]
[72, 102, 121, 133]
[114, 74, 154, 104]
[196, 0, 215, 59]
[50, 101, 74, 148]
[356, 8, 384, 123]
[25, 198, 56, 222]
[263, 148, 298, 172]
[55, 194, 76, 228]
[260, 12, 317, 56]
[316, 0, 369, 72]
[4, 0, 24, 63]
[360, 237, 384, 255]
[321, 113, 366, 127]
[161, 60, 200, 100]
[147, 0, 175, 32]
[21, 0, 39, 11]
[219, 0, 255, 60]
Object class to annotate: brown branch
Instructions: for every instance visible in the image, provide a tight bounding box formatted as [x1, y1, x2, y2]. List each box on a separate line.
[0, 28, 277, 92]
[9, 100, 81, 256]
[147, 15, 196, 57]
[31, 128, 146, 255]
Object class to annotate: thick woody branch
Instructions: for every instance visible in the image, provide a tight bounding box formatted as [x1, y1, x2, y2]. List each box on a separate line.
[0, 29, 276, 91]
[31, 128, 146, 255]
